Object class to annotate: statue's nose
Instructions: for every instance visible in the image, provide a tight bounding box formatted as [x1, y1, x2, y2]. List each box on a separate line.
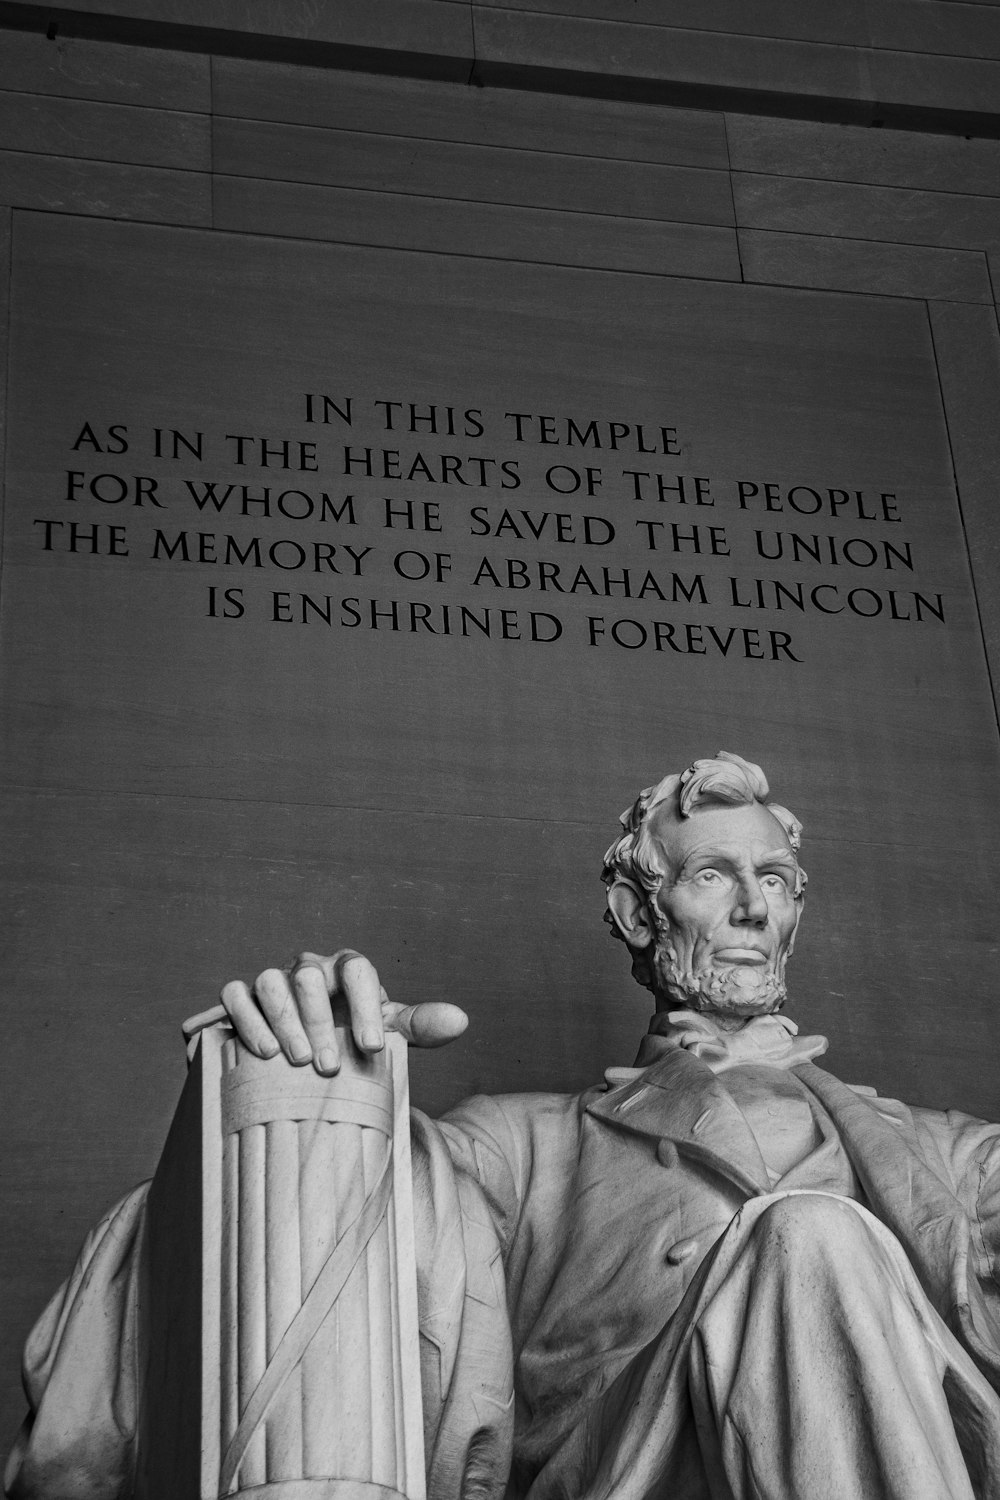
[733, 876, 768, 925]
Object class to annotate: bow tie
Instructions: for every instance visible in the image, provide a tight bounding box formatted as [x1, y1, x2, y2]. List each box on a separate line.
[632, 1009, 829, 1074]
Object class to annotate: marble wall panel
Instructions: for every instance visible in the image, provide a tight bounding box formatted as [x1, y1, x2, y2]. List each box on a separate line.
[471, 0, 871, 48]
[213, 117, 734, 226]
[926, 301, 1000, 683]
[0, 207, 8, 536]
[0, 90, 209, 170]
[868, 47, 1000, 117]
[739, 228, 992, 303]
[471, 8, 872, 101]
[212, 174, 741, 276]
[726, 113, 1000, 197]
[0, 148, 210, 222]
[866, 0, 1000, 57]
[4, 214, 995, 892]
[8, 0, 476, 64]
[733, 172, 1000, 252]
[211, 59, 730, 169]
[472, 0, 1000, 61]
[0, 26, 209, 110]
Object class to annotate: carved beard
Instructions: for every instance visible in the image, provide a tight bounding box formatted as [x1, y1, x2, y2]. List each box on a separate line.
[651, 935, 790, 1018]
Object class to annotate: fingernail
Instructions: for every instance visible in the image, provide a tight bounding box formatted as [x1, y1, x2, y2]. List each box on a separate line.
[290, 1038, 312, 1063]
[362, 1028, 383, 1051]
[318, 1048, 339, 1074]
[260, 1039, 279, 1058]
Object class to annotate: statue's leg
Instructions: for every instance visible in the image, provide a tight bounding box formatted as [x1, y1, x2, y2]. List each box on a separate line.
[528, 1191, 1000, 1500]
[687, 1192, 1000, 1500]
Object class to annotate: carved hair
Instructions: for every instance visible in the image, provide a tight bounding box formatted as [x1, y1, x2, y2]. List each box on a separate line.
[602, 750, 805, 905]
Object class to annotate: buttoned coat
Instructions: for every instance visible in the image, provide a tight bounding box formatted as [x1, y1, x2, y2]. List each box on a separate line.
[419, 1047, 1000, 1498]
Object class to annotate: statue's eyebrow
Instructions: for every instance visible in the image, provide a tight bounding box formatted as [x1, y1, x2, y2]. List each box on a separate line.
[757, 849, 798, 868]
[675, 846, 798, 879]
[674, 845, 742, 877]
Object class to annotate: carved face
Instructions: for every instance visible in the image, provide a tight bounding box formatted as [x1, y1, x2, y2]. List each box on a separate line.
[647, 800, 803, 1018]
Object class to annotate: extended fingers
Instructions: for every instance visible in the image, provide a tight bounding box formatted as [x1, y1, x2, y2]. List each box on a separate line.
[291, 961, 341, 1074]
[220, 979, 279, 1060]
[336, 952, 386, 1054]
[254, 967, 313, 1065]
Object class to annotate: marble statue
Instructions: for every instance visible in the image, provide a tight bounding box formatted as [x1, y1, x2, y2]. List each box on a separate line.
[9, 751, 1000, 1500]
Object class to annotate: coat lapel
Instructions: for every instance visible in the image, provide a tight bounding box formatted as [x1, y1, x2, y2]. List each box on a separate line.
[586, 1045, 771, 1196]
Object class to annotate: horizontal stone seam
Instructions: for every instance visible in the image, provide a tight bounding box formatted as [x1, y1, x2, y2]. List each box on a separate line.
[212, 172, 735, 229]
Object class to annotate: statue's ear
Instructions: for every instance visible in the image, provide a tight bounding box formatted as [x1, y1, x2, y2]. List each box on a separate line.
[606, 879, 657, 949]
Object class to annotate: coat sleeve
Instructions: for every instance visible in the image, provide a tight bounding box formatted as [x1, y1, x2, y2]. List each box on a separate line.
[4, 1185, 149, 1500]
[912, 1106, 1000, 1308]
[410, 1102, 518, 1500]
[434, 1093, 527, 1255]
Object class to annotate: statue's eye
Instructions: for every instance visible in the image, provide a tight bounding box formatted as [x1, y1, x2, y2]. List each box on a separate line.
[695, 869, 723, 886]
[761, 873, 789, 891]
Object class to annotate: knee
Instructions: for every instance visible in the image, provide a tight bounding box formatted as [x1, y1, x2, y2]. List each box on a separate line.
[750, 1193, 875, 1267]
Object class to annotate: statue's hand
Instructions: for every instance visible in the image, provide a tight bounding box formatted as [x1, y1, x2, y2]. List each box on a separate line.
[216, 950, 468, 1076]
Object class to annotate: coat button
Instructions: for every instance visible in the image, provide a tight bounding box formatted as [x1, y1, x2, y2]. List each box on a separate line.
[656, 1140, 678, 1167]
[666, 1237, 700, 1266]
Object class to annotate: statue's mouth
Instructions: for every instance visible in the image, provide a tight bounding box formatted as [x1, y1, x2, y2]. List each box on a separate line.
[713, 948, 769, 965]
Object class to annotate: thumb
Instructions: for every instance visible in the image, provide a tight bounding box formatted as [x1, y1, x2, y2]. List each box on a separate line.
[384, 1001, 468, 1047]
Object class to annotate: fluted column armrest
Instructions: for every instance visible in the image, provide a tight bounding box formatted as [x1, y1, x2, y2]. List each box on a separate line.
[136, 1024, 425, 1500]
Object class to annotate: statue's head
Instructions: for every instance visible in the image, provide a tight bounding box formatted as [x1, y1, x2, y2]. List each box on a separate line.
[602, 751, 806, 1021]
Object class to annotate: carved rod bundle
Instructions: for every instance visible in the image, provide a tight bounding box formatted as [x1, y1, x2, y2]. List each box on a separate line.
[137, 1019, 424, 1499]
[206, 1027, 425, 1500]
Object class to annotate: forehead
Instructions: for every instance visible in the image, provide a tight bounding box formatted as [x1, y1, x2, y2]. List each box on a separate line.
[648, 800, 795, 871]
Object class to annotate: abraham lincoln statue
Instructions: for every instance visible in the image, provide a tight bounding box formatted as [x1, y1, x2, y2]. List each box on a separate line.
[8, 751, 1000, 1500]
